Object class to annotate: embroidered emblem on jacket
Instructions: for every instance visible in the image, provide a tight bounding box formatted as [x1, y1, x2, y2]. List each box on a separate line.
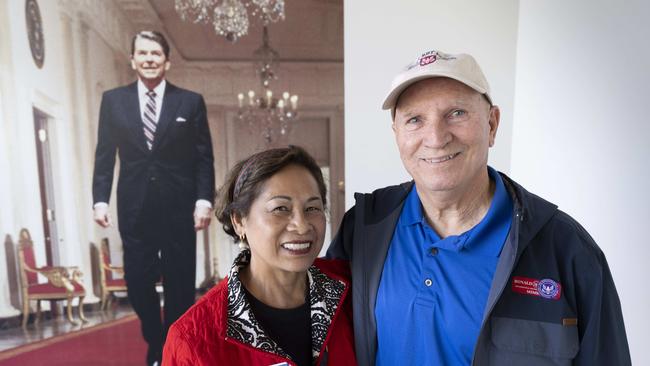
[512, 276, 562, 300]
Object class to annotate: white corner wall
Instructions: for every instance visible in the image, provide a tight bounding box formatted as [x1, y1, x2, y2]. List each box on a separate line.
[512, 1, 650, 363]
[344, 0, 519, 208]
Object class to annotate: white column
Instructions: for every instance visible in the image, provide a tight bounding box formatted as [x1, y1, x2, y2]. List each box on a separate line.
[64, 16, 99, 303]
[0, 0, 22, 318]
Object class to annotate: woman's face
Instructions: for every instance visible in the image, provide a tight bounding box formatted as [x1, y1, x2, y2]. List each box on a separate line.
[234, 164, 326, 276]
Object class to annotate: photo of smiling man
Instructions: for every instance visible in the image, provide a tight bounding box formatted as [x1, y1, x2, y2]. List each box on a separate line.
[91, 30, 215, 366]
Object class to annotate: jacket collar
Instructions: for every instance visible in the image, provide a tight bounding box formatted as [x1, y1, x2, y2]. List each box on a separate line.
[226, 250, 346, 362]
[151, 82, 179, 150]
[499, 172, 558, 251]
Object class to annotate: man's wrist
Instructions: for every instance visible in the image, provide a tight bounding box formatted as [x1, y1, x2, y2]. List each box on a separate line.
[195, 199, 212, 209]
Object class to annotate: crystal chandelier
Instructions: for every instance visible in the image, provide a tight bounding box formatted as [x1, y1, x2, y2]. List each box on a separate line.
[237, 26, 298, 146]
[174, 0, 285, 42]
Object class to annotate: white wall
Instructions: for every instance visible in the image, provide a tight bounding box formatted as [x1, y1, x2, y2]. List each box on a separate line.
[512, 0, 650, 363]
[344, 0, 519, 207]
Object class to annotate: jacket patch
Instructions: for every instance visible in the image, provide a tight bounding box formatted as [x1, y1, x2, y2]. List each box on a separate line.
[512, 276, 562, 300]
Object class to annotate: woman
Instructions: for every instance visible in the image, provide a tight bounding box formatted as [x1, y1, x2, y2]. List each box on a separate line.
[163, 146, 357, 366]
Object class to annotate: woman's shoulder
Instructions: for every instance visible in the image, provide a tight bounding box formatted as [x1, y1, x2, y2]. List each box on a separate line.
[313, 257, 351, 282]
[164, 279, 231, 364]
[170, 277, 229, 336]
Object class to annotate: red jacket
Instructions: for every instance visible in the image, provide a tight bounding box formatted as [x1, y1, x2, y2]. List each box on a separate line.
[163, 252, 357, 366]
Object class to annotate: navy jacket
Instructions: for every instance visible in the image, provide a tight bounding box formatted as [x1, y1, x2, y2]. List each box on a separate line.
[92, 82, 215, 233]
[327, 172, 630, 365]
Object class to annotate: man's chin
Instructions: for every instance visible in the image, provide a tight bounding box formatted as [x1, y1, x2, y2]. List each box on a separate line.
[138, 74, 164, 84]
[414, 177, 460, 193]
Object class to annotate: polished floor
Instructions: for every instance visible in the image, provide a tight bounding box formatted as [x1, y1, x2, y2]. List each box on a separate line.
[0, 302, 134, 353]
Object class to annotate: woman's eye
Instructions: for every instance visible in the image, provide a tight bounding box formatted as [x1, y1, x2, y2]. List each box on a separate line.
[272, 206, 289, 212]
[306, 206, 322, 212]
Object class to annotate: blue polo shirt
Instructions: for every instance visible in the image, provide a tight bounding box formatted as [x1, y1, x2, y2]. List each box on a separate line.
[375, 167, 513, 365]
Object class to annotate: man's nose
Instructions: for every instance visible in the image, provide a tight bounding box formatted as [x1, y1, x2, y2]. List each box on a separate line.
[423, 120, 452, 149]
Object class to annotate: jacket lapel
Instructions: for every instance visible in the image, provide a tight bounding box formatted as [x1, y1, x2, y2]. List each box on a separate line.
[307, 266, 346, 360]
[480, 173, 559, 324]
[123, 82, 148, 152]
[356, 182, 411, 365]
[151, 82, 181, 151]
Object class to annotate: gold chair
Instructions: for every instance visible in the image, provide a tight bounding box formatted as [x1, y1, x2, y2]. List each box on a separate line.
[17, 228, 87, 327]
[98, 238, 127, 310]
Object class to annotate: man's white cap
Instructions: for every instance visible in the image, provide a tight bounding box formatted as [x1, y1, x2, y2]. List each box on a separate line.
[382, 49, 492, 111]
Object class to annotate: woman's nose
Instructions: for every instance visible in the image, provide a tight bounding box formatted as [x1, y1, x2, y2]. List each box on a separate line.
[288, 211, 310, 234]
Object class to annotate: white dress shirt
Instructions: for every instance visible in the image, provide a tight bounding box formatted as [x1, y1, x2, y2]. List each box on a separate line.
[137, 79, 165, 124]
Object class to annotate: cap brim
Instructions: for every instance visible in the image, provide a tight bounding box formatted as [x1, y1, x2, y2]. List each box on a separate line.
[381, 72, 489, 110]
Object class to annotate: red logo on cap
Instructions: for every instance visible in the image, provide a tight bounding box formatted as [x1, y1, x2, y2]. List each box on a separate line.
[419, 54, 436, 66]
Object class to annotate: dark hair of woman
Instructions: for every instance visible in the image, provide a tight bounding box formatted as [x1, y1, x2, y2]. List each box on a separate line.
[215, 145, 327, 243]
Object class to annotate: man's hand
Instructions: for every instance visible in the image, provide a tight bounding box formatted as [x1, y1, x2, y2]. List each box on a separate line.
[93, 205, 112, 228]
[194, 205, 212, 231]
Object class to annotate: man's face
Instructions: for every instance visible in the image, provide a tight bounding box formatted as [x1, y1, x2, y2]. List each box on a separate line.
[392, 77, 499, 194]
[130, 37, 170, 85]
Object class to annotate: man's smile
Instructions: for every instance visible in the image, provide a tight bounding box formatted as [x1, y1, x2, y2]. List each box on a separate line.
[420, 152, 461, 164]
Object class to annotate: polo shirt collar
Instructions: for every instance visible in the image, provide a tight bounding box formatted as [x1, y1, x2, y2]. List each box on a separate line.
[399, 166, 513, 257]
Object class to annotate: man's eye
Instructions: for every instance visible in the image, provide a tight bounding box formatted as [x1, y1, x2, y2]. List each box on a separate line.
[405, 117, 420, 124]
[449, 110, 467, 118]
[272, 206, 289, 212]
[306, 206, 322, 212]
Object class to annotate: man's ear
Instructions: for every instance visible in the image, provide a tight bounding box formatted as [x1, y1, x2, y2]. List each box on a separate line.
[130, 57, 136, 70]
[164, 61, 171, 71]
[488, 105, 500, 147]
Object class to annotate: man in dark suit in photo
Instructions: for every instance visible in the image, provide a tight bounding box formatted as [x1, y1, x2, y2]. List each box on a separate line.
[92, 30, 215, 366]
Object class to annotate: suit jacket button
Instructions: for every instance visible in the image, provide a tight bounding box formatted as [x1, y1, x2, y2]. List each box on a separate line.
[149, 176, 156, 182]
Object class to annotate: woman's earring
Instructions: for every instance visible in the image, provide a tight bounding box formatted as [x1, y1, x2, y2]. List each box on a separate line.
[238, 233, 249, 250]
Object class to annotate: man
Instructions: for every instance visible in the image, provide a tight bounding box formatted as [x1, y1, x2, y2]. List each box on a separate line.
[327, 49, 630, 365]
[92, 31, 214, 366]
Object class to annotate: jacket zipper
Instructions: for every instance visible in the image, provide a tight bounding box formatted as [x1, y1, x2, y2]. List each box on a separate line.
[471, 207, 523, 365]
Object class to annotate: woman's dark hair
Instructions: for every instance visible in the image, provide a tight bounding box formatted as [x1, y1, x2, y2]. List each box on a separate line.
[131, 30, 170, 59]
[215, 145, 327, 242]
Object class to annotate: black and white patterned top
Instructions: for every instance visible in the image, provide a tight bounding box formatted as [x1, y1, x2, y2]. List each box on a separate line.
[226, 250, 346, 362]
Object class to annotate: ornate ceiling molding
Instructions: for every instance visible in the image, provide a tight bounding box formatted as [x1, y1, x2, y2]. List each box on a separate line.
[58, 0, 136, 58]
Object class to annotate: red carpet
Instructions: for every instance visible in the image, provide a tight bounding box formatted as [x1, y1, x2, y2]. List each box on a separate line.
[0, 315, 147, 366]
